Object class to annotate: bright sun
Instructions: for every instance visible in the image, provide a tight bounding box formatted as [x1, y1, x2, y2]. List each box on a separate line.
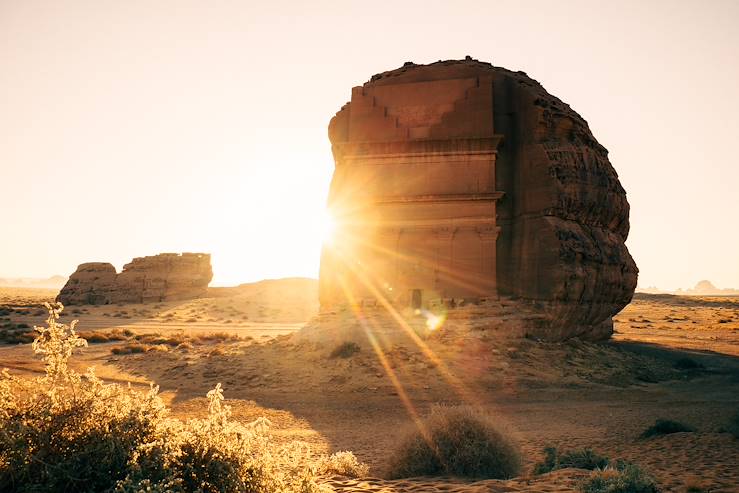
[319, 209, 336, 245]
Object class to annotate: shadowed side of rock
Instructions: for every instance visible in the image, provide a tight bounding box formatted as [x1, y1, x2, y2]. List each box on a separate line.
[57, 253, 213, 305]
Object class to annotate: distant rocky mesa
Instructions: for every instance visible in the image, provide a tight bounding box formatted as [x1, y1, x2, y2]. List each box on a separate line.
[57, 253, 213, 305]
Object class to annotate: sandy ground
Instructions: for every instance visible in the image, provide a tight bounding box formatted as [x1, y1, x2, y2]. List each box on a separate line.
[1, 286, 737, 492]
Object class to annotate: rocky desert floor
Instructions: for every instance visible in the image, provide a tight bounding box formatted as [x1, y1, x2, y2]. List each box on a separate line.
[0, 284, 737, 493]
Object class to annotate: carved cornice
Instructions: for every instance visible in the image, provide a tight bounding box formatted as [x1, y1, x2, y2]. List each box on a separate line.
[374, 192, 504, 205]
[334, 136, 503, 161]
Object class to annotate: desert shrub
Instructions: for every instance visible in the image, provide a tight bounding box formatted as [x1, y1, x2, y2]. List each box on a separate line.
[640, 419, 695, 438]
[80, 331, 111, 343]
[134, 332, 188, 346]
[198, 332, 240, 343]
[208, 347, 226, 357]
[315, 451, 370, 477]
[0, 302, 367, 492]
[534, 446, 609, 474]
[673, 357, 703, 370]
[0, 328, 35, 344]
[386, 406, 521, 479]
[579, 461, 660, 493]
[329, 341, 361, 359]
[112, 343, 149, 355]
[79, 328, 135, 344]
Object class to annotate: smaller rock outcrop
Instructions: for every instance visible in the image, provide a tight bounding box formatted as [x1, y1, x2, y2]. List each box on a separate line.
[57, 253, 212, 305]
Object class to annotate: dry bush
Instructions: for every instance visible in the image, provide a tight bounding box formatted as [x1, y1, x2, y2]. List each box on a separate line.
[0, 327, 35, 344]
[386, 406, 521, 479]
[111, 343, 149, 355]
[134, 332, 188, 346]
[534, 447, 608, 474]
[579, 461, 660, 493]
[0, 303, 367, 492]
[197, 332, 240, 343]
[78, 328, 133, 344]
[329, 342, 360, 359]
[640, 419, 695, 438]
[314, 451, 369, 477]
[109, 331, 242, 356]
[208, 347, 226, 357]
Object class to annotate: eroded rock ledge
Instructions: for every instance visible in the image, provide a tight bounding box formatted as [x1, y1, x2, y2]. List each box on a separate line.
[57, 253, 212, 305]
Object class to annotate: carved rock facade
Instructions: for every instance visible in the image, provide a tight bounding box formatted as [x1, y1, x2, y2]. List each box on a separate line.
[319, 59, 637, 341]
[57, 253, 212, 305]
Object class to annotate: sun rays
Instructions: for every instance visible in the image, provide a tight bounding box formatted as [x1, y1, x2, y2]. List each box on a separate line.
[322, 220, 489, 413]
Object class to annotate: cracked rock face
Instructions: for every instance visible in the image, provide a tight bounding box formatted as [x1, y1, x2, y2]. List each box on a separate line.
[57, 253, 212, 305]
[321, 59, 637, 341]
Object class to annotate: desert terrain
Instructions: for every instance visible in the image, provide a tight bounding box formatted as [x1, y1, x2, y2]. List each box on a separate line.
[0, 284, 737, 492]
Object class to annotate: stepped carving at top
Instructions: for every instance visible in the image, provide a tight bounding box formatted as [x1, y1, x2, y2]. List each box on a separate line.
[319, 58, 638, 341]
[57, 253, 213, 305]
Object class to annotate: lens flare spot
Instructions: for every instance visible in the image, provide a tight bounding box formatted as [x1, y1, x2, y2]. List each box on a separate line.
[424, 311, 446, 331]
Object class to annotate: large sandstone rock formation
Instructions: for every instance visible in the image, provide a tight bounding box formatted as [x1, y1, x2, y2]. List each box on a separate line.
[319, 58, 637, 341]
[57, 253, 212, 305]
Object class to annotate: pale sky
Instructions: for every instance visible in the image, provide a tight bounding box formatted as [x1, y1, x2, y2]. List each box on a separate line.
[2, 0, 738, 289]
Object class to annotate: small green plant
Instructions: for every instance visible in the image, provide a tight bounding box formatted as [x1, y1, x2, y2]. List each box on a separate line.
[640, 419, 695, 438]
[386, 406, 521, 479]
[579, 461, 660, 493]
[534, 447, 609, 474]
[329, 341, 361, 359]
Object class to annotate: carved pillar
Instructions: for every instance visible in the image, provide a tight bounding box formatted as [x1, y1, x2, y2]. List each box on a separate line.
[477, 225, 500, 297]
[435, 226, 456, 297]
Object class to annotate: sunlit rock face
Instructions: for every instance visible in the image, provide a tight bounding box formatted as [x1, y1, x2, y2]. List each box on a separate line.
[319, 58, 637, 341]
[57, 253, 212, 305]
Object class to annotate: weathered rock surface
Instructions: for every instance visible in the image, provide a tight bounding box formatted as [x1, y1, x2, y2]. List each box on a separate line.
[57, 253, 212, 305]
[319, 58, 637, 341]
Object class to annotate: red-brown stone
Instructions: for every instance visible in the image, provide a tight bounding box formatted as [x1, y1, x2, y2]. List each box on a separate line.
[319, 58, 637, 341]
[57, 253, 212, 305]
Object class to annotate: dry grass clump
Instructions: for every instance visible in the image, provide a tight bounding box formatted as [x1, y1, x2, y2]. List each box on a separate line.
[0, 326, 35, 344]
[640, 419, 695, 438]
[534, 447, 609, 474]
[108, 331, 242, 355]
[0, 303, 366, 492]
[78, 328, 133, 343]
[386, 406, 521, 479]
[111, 343, 152, 355]
[197, 332, 241, 343]
[134, 332, 189, 346]
[314, 451, 369, 477]
[579, 461, 660, 493]
[329, 341, 360, 359]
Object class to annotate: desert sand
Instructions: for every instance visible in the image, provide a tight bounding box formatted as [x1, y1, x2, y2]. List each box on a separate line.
[0, 285, 737, 492]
